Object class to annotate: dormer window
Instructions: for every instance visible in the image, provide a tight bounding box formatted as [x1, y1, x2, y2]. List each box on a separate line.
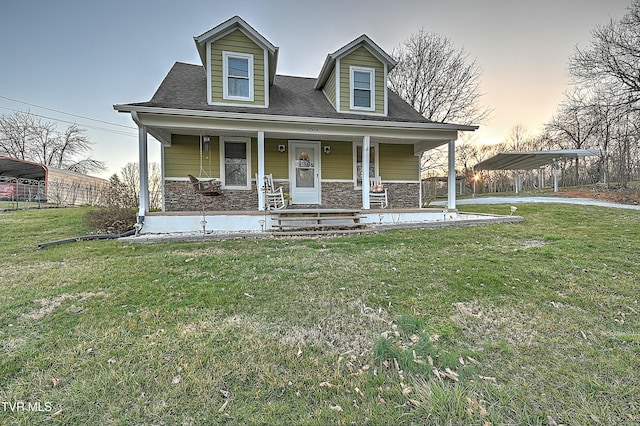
[223, 51, 254, 101]
[350, 66, 375, 110]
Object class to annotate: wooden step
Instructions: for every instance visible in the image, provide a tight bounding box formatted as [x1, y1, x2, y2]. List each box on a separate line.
[270, 228, 368, 236]
[272, 215, 365, 221]
[269, 208, 366, 235]
[272, 222, 366, 230]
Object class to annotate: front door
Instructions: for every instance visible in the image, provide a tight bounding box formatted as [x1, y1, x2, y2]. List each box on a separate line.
[289, 141, 321, 205]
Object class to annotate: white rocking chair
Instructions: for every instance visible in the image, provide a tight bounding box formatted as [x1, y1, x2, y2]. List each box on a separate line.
[258, 173, 286, 210]
[369, 176, 388, 208]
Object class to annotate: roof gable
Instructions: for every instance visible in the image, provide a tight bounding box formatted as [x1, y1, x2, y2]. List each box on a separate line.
[194, 16, 279, 85]
[315, 34, 397, 90]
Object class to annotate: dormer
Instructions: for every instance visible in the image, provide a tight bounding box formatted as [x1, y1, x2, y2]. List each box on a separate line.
[194, 16, 279, 108]
[315, 35, 397, 116]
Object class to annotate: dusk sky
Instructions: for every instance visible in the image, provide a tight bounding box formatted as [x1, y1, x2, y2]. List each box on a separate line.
[0, 0, 632, 178]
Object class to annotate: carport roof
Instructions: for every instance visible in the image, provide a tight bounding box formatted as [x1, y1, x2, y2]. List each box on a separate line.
[0, 156, 47, 180]
[474, 149, 601, 171]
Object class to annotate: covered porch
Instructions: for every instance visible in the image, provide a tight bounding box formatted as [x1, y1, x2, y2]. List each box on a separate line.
[123, 108, 472, 234]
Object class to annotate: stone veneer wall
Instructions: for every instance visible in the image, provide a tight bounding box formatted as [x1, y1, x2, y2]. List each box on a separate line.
[317, 182, 419, 209]
[164, 180, 419, 211]
[165, 180, 260, 211]
[383, 182, 420, 208]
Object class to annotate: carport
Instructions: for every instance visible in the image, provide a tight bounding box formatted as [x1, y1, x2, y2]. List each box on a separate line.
[473, 149, 601, 193]
[0, 156, 48, 203]
[0, 156, 48, 180]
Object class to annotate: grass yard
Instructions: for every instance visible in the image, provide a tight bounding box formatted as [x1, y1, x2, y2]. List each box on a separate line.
[1, 205, 639, 425]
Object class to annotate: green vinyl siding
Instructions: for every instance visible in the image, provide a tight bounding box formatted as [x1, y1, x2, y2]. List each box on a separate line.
[339, 47, 385, 114]
[321, 141, 352, 179]
[379, 143, 418, 180]
[164, 135, 220, 178]
[211, 29, 265, 105]
[262, 139, 289, 179]
[323, 67, 337, 108]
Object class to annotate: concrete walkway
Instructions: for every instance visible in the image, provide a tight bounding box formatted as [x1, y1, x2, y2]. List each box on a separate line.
[432, 196, 640, 211]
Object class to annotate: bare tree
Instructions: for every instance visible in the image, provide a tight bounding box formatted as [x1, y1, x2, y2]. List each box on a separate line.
[113, 162, 162, 210]
[389, 30, 492, 125]
[569, 0, 640, 108]
[567, 1, 640, 187]
[546, 89, 601, 186]
[0, 111, 33, 159]
[0, 111, 104, 174]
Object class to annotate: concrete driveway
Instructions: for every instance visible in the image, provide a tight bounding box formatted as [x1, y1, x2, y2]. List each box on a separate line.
[432, 196, 640, 211]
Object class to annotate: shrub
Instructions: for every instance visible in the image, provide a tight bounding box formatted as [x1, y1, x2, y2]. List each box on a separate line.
[84, 207, 137, 234]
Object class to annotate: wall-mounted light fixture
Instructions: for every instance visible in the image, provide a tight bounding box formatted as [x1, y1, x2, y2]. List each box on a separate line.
[278, 144, 286, 153]
[202, 135, 210, 152]
[323, 145, 331, 154]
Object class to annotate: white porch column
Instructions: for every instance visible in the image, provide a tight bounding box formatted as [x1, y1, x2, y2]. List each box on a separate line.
[447, 139, 456, 210]
[138, 124, 149, 219]
[362, 136, 371, 209]
[553, 161, 559, 192]
[418, 151, 424, 208]
[257, 131, 265, 211]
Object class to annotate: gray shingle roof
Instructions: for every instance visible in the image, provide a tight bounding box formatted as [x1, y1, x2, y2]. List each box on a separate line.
[125, 62, 432, 124]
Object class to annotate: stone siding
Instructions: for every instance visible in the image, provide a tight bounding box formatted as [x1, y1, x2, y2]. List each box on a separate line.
[164, 180, 419, 211]
[165, 180, 259, 211]
[319, 182, 419, 209]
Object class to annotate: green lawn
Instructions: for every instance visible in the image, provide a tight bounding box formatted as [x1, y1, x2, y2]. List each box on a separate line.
[1, 205, 639, 425]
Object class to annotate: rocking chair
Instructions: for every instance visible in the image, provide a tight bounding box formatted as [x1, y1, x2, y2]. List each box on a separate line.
[188, 175, 222, 196]
[257, 173, 286, 210]
[369, 176, 388, 208]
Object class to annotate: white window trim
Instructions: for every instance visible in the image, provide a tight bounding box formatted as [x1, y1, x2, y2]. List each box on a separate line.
[220, 137, 252, 189]
[350, 66, 375, 111]
[222, 51, 254, 102]
[353, 141, 379, 188]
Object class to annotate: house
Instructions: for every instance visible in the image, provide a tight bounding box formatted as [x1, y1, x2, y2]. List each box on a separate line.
[114, 16, 477, 233]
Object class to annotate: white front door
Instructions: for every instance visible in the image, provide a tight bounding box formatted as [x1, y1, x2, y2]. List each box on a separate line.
[289, 141, 321, 205]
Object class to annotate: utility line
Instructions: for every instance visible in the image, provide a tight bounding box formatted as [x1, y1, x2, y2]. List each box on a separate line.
[0, 94, 137, 130]
[0, 105, 137, 138]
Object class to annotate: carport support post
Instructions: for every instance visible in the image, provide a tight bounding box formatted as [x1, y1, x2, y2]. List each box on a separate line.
[447, 139, 456, 210]
[553, 160, 559, 192]
[138, 124, 149, 220]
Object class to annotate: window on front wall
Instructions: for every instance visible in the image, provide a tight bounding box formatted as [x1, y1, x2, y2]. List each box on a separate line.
[223, 52, 253, 101]
[355, 144, 378, 188]
[221, 138, 251, 188]
[350, 67, 374, 110]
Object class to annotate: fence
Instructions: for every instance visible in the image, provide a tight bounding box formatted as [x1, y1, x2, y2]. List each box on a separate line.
[0, 174, 107, 210]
